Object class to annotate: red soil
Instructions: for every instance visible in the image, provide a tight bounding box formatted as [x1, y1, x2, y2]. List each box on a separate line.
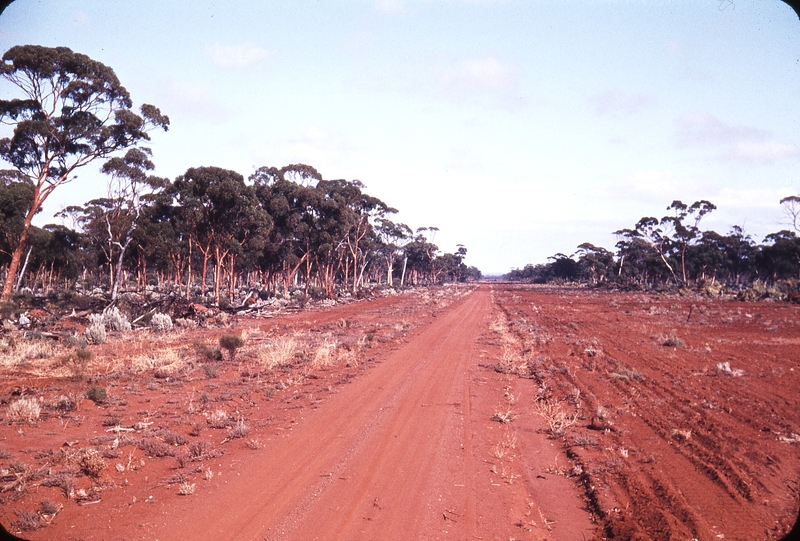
[1, 284, 798, 540]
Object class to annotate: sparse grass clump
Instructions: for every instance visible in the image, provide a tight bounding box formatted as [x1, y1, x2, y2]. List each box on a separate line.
[491, 410, 515, 424]
[611, 362, 643, 381]
[256, 336, 297, 369]
[670, 428, 692, 441]
[13, 509, 45, 531]
[535, 400, 579, 437]
[226, 419, 250, 440]
[194, 339, 223, 362]
[208, 409, 228, 429]
[76, 448, 106, 478]
[178, 482, 195, 495]
[714, 361, 744, 377]
[7, 397, 42, 424]
[1, 336, 61, 367]
[662, 334, 685, 348]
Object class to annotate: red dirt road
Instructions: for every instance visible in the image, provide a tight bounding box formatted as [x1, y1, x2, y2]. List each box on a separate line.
[141, 285, 589, 540]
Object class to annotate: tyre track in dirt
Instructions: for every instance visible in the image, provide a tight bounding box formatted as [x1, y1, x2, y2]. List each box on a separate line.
[146, 286, 488, 541]
[493, 285, 800, 540]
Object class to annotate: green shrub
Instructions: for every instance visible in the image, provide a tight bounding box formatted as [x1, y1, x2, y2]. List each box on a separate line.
[219, 334, 245, 361]
[193, 339, 223, 361]
[86, 385, 107, 403]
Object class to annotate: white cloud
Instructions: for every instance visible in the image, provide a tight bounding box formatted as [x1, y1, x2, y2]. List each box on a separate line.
[252, 125, 355, 171]
[70, 11, 90, 28]
[676, 112, 765, 148]
[675, 112, 799, 164]
[164, 81, 229, 122]
[724, 140, 800, 163]
[441, 56, 518, 95]
[206, 42, 273, 70]
[610, 170, 711, 207]
[374, 0, 407, 15]
[589, 90, 655, 118]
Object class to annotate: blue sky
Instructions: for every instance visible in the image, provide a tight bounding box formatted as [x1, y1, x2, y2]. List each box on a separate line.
[1, 0, 799, 274]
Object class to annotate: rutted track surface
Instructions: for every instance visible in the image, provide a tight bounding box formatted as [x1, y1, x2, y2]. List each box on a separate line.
[135, 285, 592, 540]
[492, 284, 800, 540]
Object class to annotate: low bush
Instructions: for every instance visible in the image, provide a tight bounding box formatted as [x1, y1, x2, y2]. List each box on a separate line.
[219, 334, 245, 361]
[150, 312, 173, 333]
[7, 397, 42, 424]
[86, 385, 107, 403]
[77, 448, 106, 478]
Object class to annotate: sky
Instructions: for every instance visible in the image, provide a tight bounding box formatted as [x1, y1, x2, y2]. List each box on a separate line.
[0, 0, 799, 275]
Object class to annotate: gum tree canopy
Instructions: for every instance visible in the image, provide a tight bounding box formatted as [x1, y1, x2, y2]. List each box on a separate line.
[0, 45, 169, 301]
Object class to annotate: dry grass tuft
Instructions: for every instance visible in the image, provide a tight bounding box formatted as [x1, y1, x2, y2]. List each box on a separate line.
[491, 410, 515, 424]
[208, 409, 229, 429]
[178, 482, 196, 495]
[535, 400, 579, 437]
[714, 361, 744, 377]
[7, 397, 42, 424]
[256, 336, 297, 369]
[492, 430, 518, 460]
[670, 428, 692, 441]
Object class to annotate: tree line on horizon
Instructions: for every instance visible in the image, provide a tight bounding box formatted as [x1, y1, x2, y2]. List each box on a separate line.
[505, 198, 800, 294]
[0, 45, 479, 306]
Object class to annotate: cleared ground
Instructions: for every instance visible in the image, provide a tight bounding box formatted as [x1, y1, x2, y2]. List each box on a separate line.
[1, 284, 798, 540]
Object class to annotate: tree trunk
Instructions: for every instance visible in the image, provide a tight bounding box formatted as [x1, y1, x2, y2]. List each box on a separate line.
[111, 238, 133, 301]
[1, 203, 35, 301]
[13, 246, 34, 292]
[400, 256, 408, 287]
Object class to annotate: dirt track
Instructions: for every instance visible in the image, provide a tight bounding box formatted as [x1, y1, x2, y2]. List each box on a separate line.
[2, 284, 799, 540]
[140, 285, 592, 540]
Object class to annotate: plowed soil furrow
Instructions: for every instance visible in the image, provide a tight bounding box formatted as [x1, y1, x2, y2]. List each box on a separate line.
[492, 285, 800, 541]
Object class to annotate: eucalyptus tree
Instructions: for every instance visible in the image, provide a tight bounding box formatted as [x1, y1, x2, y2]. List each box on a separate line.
[433, 245, 468, 283]
[318, 178, 396, 292]
[401, 228, 440, 285]
[662, 200, 716, 284]
[24, 224, 87, 292]
[375, 218, 412, 286]
[0, 170, 35, 276]
[781, 195, 800, 233]
[757, 230, 800, 281]
[574, 243, 615, 285]
[251, 164, 323, 293]
[171, 166, 270, 304]
[613, 230, 665, 285]
[67, 149, 167, 300]
[0, 45, 169, 301]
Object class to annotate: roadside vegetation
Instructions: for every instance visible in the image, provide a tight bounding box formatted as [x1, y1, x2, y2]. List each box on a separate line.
[0, 45, 480, 328]
[506, 198, 800, 302]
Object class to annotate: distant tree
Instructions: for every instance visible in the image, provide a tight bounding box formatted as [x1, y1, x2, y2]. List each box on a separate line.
[780, 195, 800, 233]
[171, 166, 270, 304]
[662, 200, 716, 284]
[757, 230, 800, 281]
[547, 253, 579, 282]
[375, 218, 412, 287]
[0, 170, 35, 276]
[67, 148, 168, 300]
[0, 45, 169, 301]
[574, 243, 614, 285]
